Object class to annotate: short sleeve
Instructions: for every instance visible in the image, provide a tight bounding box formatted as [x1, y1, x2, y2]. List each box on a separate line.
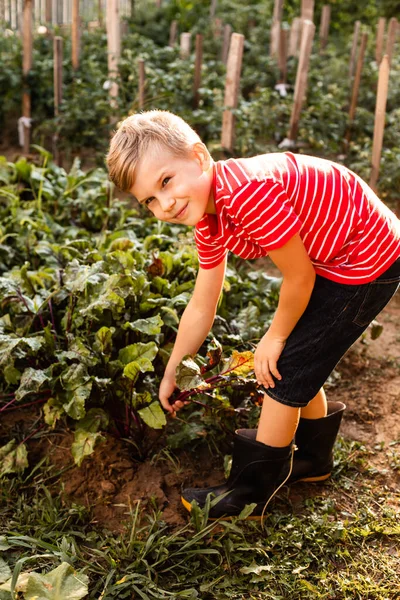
[194, 226, 228, 270]
[228, 179, 302, 250]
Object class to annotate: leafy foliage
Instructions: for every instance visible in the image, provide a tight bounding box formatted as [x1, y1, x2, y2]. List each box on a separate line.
[0, 150, 279, 469]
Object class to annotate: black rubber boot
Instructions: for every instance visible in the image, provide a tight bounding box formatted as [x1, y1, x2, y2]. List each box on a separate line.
[181, 430, 294, 519]
[288, 401, 346, 484]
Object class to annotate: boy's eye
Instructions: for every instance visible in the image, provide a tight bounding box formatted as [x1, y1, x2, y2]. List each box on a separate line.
[162, 177, 170, 187]
[144, 197, 155, 206]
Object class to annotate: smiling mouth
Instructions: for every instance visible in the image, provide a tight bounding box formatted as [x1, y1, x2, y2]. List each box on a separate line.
[174, 204, 188, 219]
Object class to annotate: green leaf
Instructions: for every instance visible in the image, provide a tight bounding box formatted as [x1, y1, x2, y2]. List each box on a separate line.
[0, 440, 28, 476]
[237, 503, 257, 520]
[0, 537, 11, 552]
[118, 342, 158, 368]
[43, 397, 64, 428]
[0, 559, 11, 585]
[61, 363, 90, 390]
[94, 326, 114, 354]
[75, 408, 109, 433]
[71, 430, 104, 466]
[25, 562, 89, 599]
[63, 381, 92, 420]
[138, 401, 167, 429]
[3, 365, 21, 385]
[123, 314, 163, 335]
[123, 362, 140, 381]
[15, 368, 50, 401]
[240, 562, 273, 576]
[175, 356, 205, 392]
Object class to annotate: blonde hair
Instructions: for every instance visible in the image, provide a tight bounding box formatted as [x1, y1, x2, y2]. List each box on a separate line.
[106, 110, 202, 192]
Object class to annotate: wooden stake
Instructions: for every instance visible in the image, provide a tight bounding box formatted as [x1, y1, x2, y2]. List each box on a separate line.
[169, 19, 177, 46]
[221, 23, 231, 64]
[370, 55, 389, 190]
[107, 0, 120, 106]
[98, 0, 103, 27]
[349, 20, 360, 79]
[288, 17, 302, 57]
[386, 17, 398, 66]
[288, 20, 315, 142]
[209, 0, 217, 19]
[22, 0, 33, 154]
[138, 57, 145, 109]
[272, 0, 283, 23]
[319, 4, 330, 51]
[180, 32, 191, 59]
[53, 36, 63, 114]
[346, 31, 368, 144]
[278, 27, 288, 83]
[375, 17, 386, 64]
[221, 32, 244, 152]
[213, 17, 223, 39]
[53, 35, 63, 164]
[72, 0, 79, 69]
[193, 33, 203, 108]
[301, 0, 314, 22]
[270, 19, 281, 57]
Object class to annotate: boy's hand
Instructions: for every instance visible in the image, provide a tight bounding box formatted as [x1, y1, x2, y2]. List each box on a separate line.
[159, 374, 189, 415]
[254, 332, 286, 389]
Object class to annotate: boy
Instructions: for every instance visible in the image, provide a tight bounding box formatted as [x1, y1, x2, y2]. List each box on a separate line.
[107, 110, 400, 519]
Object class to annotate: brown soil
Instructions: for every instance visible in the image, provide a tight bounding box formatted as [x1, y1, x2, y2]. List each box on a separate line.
[1, 292, 399, 531]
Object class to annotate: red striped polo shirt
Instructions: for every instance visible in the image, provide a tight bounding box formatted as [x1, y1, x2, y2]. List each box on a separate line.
[194, 152, 400, 284]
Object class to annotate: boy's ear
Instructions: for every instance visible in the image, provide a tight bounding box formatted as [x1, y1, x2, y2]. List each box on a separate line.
[192, 142, 211, 171]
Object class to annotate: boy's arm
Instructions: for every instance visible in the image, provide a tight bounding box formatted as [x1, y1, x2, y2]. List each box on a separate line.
[160, 257, 227, 413]
[255, 233, 316, 389]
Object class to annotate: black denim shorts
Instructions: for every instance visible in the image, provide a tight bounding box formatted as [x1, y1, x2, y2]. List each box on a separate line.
[265, 257, 400, 408]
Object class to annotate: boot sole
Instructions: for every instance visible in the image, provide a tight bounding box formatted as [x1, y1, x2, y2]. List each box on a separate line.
[290, 472, 331, 483]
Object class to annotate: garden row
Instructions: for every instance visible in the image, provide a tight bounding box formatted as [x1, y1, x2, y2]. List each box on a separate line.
[0, 149, 280, 474]
[1, 1, 400, 203]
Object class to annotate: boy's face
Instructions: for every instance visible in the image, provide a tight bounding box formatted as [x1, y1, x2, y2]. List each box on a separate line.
[130, 142, 215, 225]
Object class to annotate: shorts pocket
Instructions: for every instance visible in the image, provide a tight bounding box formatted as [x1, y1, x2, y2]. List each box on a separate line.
[352, 281, 399, 327]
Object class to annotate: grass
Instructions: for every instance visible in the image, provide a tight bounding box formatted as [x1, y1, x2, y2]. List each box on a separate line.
[1, 439, 400, 599]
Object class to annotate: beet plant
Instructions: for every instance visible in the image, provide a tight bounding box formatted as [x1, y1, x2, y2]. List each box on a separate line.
[0, 150, 279, 474]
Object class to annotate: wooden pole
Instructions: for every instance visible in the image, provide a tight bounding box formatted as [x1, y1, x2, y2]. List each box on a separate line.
[193, 33, 203, 108]
[278, 27, 288, 83]
[180, 32, 191, 59]
[270, 19, 280, 57]
[221, 23, 231, 64]
[288, 17, 302, 56]
[386, 17, 398, 67]
[287, 20, 315, 142]
[370, 55, 389, 190]
[349, 20, 360, 79]
[272, 0, 283, 23]
[22, 0, 33, 154]
[209, 0, 217, 19]
[301, 0, 314, 22]
[319, 4, 330, 51]
[138, 57, 145, 109]
[53, 35, 63, 164]
[98, 0, 103, 26]
[54, 36, 63, 114]
[107, 0, 120, 106]
[375, 18, 386, 65]
[169, 19, 177, 46]
[221, 32, 244, 152]
[345, 31, 368, 147]
[72, 0, 79, 69]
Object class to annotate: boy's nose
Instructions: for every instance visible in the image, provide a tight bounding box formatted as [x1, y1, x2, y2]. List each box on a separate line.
[160, 196, 175, 212]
